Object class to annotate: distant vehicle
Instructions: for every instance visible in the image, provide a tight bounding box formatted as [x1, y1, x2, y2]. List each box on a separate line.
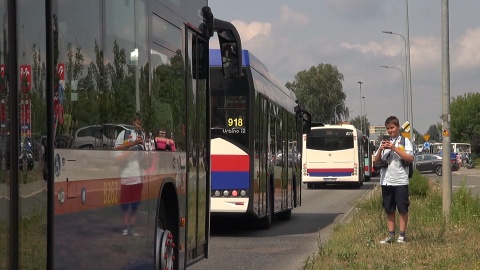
[72, 124, 135, 149]
[302, 124, 365, 189]
[414, 153, 457, 176]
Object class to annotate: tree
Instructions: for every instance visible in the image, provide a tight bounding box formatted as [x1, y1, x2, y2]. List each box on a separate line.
[426, 124, 441, 142]
[286, 64, 348, 123]
[350, 115, 370, 137]
[450, 92, 480, 154]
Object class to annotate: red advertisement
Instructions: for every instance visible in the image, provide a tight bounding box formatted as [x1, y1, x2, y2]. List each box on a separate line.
[20, 98, 31, 137]
[0, 99, 5, 128]
[20, 65, 32, 92]
[57, 63, 65, 81]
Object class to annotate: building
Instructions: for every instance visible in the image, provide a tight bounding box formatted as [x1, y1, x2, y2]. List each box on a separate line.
[369, 125, 387, 138]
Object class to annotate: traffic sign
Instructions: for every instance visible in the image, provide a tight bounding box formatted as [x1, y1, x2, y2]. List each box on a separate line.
[402, 121, 411, 132]
[423, 134, 430, 141]
[424, 142, 430, 149]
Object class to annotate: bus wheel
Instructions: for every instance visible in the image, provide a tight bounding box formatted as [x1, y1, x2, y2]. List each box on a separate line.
[307, 183, 314, 189]
[277, 209, 292, 221]
[156, 201, 176, 269]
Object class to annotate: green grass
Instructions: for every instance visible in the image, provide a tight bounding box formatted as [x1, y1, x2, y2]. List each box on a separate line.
[303, 172, 480, 270]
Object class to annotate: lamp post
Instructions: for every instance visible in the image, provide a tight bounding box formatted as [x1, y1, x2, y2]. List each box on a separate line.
[357, 81, 363, 133]
[383, 1, 413, 143]
[130, 48, 140, 112]
[362, 96, 366, 135]
[382, 31, 409, 120]
[381, 65, 406, 121]
[333, 103, 342, 124]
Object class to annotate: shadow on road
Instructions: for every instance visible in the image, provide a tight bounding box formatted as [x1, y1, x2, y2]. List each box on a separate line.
[210, 212, 340, 237]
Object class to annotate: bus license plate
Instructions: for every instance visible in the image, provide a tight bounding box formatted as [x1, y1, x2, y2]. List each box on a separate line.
[323, 178, 337, 181]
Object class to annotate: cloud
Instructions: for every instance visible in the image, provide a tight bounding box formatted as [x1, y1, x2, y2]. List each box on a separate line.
[452, 27, 480, 70]
[230, 20, 272, 42]
[279, 5, 309, 25]
[324, 0, 386, 20]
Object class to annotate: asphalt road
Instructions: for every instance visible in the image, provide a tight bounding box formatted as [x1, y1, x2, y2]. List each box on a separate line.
[189, 179, 378, 270]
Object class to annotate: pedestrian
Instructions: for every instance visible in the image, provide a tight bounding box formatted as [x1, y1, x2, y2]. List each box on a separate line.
[374, 116, 414, 244]
[114, 112, 145, 236]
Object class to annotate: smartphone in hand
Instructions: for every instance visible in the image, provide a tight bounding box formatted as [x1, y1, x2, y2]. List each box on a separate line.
[382, 134, 390, 141]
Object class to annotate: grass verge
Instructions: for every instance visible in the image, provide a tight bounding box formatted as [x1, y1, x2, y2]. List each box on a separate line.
[303, 171, 480, 270]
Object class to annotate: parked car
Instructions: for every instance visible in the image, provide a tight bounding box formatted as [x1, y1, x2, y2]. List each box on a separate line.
[414, 153, 447, 176]
[72, 124, 135, 149]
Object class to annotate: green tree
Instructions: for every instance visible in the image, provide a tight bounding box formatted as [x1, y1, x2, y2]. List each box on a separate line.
[286, 64, 348, 123]
[350, 115, 370, 137]
[450, 92, 480, 153]
[426, 124, 441, 142]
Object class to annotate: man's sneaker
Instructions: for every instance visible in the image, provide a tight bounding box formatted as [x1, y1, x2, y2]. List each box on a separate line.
[128, 227, 141, 236]
[379, 235, 395, 244]
[397, 235, 406, 243]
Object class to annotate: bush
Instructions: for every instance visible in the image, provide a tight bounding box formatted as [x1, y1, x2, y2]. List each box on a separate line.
[409, 169, 430, 197]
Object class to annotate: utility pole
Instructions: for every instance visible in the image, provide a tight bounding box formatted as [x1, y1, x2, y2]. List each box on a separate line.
[441, 0, 452, 217]
[357, 81, 363, 133]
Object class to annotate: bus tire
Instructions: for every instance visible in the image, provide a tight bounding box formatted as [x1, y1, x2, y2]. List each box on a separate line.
[155, 191, 179, 270]
[258, 179, 273, 229]
[277, 209, 292, 221]
[306, 183, 314, 189]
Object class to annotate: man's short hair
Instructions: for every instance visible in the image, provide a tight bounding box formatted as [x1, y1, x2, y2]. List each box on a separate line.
[384, 116, 399, 127]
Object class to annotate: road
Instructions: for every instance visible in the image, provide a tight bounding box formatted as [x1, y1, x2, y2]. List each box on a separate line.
[431, 166, 480, 197]
[189, 179, 378, 270]
[189, 167, 480, 270]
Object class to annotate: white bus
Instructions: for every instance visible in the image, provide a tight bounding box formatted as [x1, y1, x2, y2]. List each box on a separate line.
[429, 142, 471, 154]
[302, 124, 365, 189]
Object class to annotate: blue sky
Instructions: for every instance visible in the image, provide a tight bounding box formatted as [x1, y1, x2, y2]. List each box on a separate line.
[209, 0, 480, 135]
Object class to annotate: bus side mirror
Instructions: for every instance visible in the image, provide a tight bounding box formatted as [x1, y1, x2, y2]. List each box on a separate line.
[214, 19, 242, 79]
[302, 112, 312, 134]
[295, 106, 311, 134]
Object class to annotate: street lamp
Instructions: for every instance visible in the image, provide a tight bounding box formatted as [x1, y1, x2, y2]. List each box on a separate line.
[333, 103, 342, 124]
[357, 81, 363, 133]
[383, 2, 413, 142]
[130, 48, 140, 112]
[381, 65, 406, 121]
[362, 96, 366, 135]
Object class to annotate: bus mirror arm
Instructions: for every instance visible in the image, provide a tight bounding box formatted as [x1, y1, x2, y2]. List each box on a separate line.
[213, 19, 243, 79]
[295, 110, 312, 133]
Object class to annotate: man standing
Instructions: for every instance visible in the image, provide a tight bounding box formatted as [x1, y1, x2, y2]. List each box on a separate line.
[115, 112, 144, 236]
[374, 116, 414, 243]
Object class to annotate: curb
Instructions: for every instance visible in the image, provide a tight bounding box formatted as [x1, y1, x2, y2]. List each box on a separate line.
[337, 184, 379, 224]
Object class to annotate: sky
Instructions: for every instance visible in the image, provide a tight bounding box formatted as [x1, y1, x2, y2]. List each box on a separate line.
[209, 0, 480, 135]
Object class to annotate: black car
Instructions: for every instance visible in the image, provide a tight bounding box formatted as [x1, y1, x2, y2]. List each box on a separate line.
[414, 153, 444, 176]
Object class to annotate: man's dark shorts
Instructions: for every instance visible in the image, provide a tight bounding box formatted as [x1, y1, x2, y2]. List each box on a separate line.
[381, 185, 410, 214]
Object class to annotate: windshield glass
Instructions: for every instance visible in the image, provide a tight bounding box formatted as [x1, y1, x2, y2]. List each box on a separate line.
[210, 68, 249, 147]
[306, 128, 354, 151]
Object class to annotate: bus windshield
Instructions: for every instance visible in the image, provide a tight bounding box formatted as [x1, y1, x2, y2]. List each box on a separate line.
[306, 128, 354, 151]
[210, 69, 248, 146]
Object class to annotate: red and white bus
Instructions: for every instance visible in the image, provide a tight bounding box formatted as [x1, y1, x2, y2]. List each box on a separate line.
[0, 1, 241, 269]
[209, 49, 311, 229]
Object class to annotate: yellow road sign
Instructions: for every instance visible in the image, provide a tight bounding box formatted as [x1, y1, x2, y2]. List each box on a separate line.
[423, 134, 430, 141]
[402, 132, 410, 139]
[402, 121, 411, 132]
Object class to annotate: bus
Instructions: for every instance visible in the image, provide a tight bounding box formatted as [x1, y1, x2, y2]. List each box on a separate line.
[363, 137, 375, 180]
[209, 49, 311, 229]
[302, 124, 365, 189]
[1, 1, 242, 269]
[429, 142, 471, 154]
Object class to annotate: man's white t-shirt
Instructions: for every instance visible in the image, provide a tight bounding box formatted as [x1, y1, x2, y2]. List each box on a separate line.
[115, 130, 142, 185]
[375, 135, 414, 186]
